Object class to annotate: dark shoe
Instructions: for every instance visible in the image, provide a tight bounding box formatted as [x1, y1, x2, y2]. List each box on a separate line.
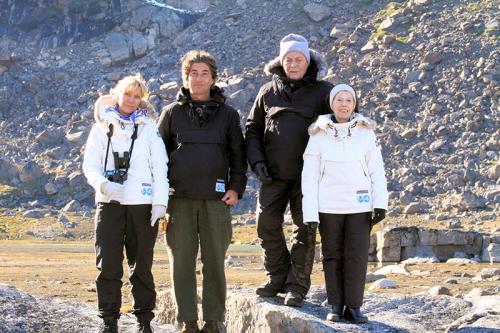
[98, 317, 118, 333]
[326, 304, 344, 322]
[284, 291, 304, 307]
[181, 321, 200, 333]
[201, 320, 225, 333]
[343, 306, 368, 323]
[256, 282, 283, 297]
[135, 320, 153, 333]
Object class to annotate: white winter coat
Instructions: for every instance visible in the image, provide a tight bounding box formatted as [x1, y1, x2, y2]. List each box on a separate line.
[82, 95, 169, 206]
[301, 114, 388, 223]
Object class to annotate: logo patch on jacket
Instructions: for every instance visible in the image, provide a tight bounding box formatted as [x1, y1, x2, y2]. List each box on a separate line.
[215, 179, 225, 193]
[357, 194, 370, 203]
[141, 184, 153, 196]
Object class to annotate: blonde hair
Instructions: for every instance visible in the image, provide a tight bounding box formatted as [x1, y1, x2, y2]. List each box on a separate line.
[110, 74, 154, 111]
[180, 50, 218, 88]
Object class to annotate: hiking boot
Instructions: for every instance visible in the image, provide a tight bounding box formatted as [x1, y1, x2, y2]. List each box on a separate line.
[134, 320, 153, 333]
[256, 282, 283, 297]
[97, 317, 118, 333]
[201, 320, 225, 333]
[284, 291, 304, 307]
[343, 306, 368, 323]
[326, 304, 344, 322]
[181, 321, 200, 333]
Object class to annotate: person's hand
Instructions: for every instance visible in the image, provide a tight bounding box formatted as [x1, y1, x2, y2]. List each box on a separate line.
[150, 205, 166, 227]
[371, 208, 386, 225]
[306, 222, 319, 230]
[222, 190, 238, 206]
[254, 162, 272, 185]
[100, 181, 124, 203]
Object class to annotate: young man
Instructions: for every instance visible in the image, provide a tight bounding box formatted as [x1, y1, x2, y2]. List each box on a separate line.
[158, 50, 247, 333]
[246, 34, 333, 306]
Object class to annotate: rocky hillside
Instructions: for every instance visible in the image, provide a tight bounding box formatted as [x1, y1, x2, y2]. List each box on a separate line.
[0, 0, 498, 229]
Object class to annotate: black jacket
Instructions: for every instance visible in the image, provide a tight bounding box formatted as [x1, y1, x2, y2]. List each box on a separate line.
[158, 86, 247, 200]
[246, 50, 333, 180]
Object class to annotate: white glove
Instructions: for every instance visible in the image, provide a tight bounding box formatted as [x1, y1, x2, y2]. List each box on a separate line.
[100, 181, 124, 203]
[150, 205, 166, 227]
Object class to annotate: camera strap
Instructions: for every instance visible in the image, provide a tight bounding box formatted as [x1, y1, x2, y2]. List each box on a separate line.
[125, 124, 139, 174]
[103, 124, 114, 173]
[102, 123, 138, 174]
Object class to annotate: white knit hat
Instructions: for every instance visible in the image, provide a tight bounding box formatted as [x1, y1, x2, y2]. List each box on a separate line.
[279, 34, 310, 65]
[329, 84, 357, 108]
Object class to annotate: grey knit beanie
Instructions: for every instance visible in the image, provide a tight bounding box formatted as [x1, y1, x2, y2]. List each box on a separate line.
[279, 34, 310, 65]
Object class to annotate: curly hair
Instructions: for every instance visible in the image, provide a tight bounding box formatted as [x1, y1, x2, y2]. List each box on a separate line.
[180, 50, 218, 88]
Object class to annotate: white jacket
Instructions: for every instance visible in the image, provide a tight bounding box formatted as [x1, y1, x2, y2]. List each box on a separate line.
[301, 114, 388, 223]
[82, 95, 169, 206]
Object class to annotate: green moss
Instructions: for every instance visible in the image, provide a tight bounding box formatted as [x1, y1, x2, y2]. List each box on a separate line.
[376, 2, 402, 19]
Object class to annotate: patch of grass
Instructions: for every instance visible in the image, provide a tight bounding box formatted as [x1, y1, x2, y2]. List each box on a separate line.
[376, 2, 402, 19]
[0, 184, 19, 195]
[466, 0, 494, 11]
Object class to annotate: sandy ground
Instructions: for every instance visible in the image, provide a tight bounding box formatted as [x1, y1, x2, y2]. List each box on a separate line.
[0, 239, 499, 316]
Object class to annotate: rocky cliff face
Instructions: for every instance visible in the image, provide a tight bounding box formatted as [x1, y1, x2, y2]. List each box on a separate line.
[0, 0, 498, 241]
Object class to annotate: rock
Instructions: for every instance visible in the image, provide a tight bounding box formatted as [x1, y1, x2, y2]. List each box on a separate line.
[421, 52, 442, 64]
[44, 182, 58, 195]
[365, 273, 386, 283]
[486, 243, 500, 263]
[303, 3, 331, 22]
[443, 192, 482, 211]
[444, 278, 458, 284]
[403, 202, 421, 214]
[368, 278, 397, 290]
[361, 41, 377, 53]
[428, 286, 451, 296]
[488, 164, 500, 180]
[374, 264, 410, 276]
[329, 23, 353, 39]
[19, 162, 42, 183]
[62, 200, 80, 213]
[446, 258, 478, 265]
[401, 257, 439, 264]
[131, 31, 148, 58]
[104, 32, 130, 64]
[0, 158, 19, 181]
[22, 209, 50, 218]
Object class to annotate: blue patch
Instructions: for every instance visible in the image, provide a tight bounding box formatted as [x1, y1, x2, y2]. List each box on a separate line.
[357, 195, 370, 203]
[215, 179, 225, 193]
[141, 187, 153, 196]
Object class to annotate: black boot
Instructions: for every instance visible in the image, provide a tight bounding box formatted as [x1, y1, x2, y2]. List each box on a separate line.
[256, 282, 283, 297]
[326, 304, 344, 322]
[135, 320, 153, 333]
[98, 317, 118, 333]
[343, 306, 368, 323]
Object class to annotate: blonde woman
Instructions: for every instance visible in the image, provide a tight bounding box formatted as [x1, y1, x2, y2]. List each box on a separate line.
[302, 84, 388, 323]
[83, 74, 169, 333]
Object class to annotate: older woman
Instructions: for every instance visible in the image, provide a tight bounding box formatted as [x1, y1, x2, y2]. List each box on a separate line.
[83, 74, 169, 333]
[301, 84, 388, 323]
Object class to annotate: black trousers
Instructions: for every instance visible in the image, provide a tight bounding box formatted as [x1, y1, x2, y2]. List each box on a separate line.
[256, 179, 316, 296]
[95, 203, 158, 321]
[319, 212, 370, 307]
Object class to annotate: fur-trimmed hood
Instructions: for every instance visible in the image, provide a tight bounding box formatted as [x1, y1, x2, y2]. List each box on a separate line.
[93, 95, 157, 126]
[308, 113, 376, 136]
[264, 49, 328, 80]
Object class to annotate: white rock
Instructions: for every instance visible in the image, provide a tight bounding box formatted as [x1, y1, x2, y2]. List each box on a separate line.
[369, 278, 397, 290]
[375, 264, 410, 276]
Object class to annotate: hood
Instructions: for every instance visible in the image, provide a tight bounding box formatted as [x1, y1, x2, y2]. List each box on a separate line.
[93, 95, 157, 125]
[176, 85, 226, 106]
[264, 49, 328, 80]
[308, 113, 376, 136]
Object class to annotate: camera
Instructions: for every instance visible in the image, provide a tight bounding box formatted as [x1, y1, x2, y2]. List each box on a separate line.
[104, 169, 128, 184]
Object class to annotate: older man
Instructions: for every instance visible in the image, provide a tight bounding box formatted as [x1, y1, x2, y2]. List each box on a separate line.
[158, 50, 247, 333]
[246, 34, 332, 306]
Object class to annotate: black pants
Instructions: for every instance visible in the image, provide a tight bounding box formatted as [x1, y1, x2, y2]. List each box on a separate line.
[95, 203, 158, 321]
[319, 212, 370, 307]
[256, 178, 316, 296]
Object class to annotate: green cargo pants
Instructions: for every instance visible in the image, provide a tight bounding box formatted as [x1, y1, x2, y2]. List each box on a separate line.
[165, 197, 232, 323]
